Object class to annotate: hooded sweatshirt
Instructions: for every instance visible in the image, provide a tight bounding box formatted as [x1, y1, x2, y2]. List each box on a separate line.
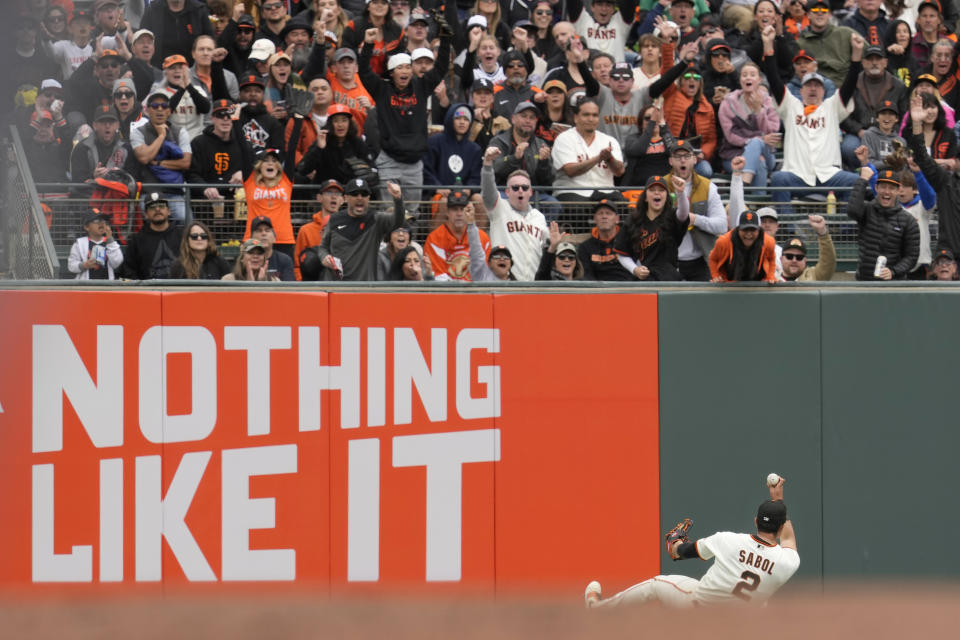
[423, 103, 483, 188]
[358, 36, 451, 164]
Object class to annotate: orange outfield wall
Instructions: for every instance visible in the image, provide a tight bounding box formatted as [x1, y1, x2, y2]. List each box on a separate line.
[0, 290, 660, 594]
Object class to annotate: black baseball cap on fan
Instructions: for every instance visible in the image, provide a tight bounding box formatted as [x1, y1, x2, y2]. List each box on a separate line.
[756, 500, 787, 533]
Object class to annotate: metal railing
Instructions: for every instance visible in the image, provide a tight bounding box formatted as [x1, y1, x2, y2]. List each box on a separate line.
[4, 127, 60, 280]
[25, 177, 940, 277]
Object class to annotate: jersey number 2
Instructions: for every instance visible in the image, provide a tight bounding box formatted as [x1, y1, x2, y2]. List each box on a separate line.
[731, 570, 760, 601]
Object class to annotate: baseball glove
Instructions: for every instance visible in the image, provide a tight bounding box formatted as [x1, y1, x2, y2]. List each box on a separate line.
[664, 518, 692, 555]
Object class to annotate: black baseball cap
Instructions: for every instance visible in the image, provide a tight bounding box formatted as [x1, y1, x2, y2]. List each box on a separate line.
[738, 210, 761, 229]
[447, 190, 470, 207]
[237, 14, 256, 29]
[609, 62, 633, 79]
[473, 77, 495, 93]
[783, 237, 807, 257]
[756, 500, 787, 533]
[251, 215, 274, 230]
[670, 138, 701, 155]
[592, 191, 623, 213]
[320, 179, 344, 193]
[344, 177, 371, 194]
[502, 50, 527, 69]
[864, 44, 886, 58]
[488, 245, 512, 262]
[807, 0, 830, 10]
[645, 175, 669, 189]
[144, 192, 169, 209]
[876, 169, 900, 186]
[877, 99, 899, 117]
[83, 208, 110, 225]
[933, 247, 956, 262]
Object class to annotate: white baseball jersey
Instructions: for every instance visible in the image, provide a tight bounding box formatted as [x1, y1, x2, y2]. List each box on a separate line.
[488, 198, 547, 282]
[552, 127, 623, 197]
[777, 90, 854, 184]
[693, 532, 800, 605]
[574, 12, 630, 62]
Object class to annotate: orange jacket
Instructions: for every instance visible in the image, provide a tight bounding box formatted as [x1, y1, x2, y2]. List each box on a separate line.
[661, 84, 717, 162]
[294, 210, 330, 278]
[709, 231, 777, 283]
[424, 223, 490, 281]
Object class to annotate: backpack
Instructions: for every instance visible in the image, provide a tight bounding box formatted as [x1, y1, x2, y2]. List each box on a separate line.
[90, 169, 141, 245]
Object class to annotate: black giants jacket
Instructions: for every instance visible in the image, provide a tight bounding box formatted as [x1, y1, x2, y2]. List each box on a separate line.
[358, 34, 451, 164]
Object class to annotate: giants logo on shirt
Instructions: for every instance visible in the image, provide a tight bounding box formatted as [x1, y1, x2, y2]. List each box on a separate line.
[505, 220, 544, 240]
[214, 153, 231, 174]
[794, 114, 826, 129]
[253, 186, 289, 202]
[390, 94, 418, 114]
[587, 26, 618, 40]
[604, 114, 637, 126]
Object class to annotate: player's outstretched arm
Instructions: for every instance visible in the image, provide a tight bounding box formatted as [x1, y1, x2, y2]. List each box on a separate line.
[769, 476, 798, 552]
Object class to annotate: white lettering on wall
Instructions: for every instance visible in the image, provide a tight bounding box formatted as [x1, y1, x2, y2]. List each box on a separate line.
[32, 325, 124, 453]
[455, 329, 501, 420]
[138, 326, 217, 444]
[135, 452, 216, 582]
[224, 326, 292, 436]
[393, 429, 501, 581]
[348, 438, 380, 582]
[394, 328, 447, 425]
[32, 464, 93, 582]
[221, 444, 297, 581]
[298, 327, 361, 431]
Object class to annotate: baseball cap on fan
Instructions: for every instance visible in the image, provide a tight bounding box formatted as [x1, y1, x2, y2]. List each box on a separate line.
[756, 500, 787, 533]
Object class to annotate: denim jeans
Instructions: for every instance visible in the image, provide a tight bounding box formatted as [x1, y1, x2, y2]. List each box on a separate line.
[723, 138, 776, 190]
[769, 169, 860, 214]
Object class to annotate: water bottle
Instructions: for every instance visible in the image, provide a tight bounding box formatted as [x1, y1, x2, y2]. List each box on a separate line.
[826, 190, 837, 215]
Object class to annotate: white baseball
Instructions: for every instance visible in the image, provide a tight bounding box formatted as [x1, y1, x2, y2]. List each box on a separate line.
[767, 473, 781, 487]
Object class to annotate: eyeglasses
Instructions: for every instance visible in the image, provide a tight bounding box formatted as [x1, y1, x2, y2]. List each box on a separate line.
[682, 72, 702, 81]
[782, 253, 805, 261]
[149, 101, 171, 110]
[509, 184, 532, 192]
[557, 253, 576, 261]
[189, 233, 209, 240]
[262, 2, 284, 9]
[535, 9, 553, 15]
[809, 6, 830, 13]
[212, 110, 233, 119]
[99, 60, 123, 68]
[115, 91, 135, 99]
[46, 15, 66, 23]
[711, 51, 731, 58]
[348, 191, 371, 197]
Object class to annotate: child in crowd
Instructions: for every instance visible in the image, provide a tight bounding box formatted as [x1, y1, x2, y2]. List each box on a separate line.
[67, 209, 123, 280]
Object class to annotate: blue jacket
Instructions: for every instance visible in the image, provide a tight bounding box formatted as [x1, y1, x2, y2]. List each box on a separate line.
[423, 103, 483, 188]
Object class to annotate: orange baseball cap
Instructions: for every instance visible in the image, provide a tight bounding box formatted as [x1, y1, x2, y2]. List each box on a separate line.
[162, 54, 188, 69]
[327, 104, 353, 117]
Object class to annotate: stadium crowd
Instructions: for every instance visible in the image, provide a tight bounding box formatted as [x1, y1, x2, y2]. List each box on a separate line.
[6, 0, 960, 282]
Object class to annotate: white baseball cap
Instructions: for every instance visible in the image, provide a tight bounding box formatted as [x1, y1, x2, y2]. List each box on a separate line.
[40, 79, 63, 92]
[131, 28, 154, 43]
[387, 53, 412, 71]
[249, 39, 276, 62]
[467, 15, 488, 29]
[411, 47, 434, 61]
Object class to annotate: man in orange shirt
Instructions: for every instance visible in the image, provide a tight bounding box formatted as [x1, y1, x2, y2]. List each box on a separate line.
[424, 190, 491, 281]
[297, 179, 344, 280]
[328, 48, 373, 133]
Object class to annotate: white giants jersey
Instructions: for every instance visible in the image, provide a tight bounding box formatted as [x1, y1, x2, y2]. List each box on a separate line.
[488, 198, 547, 282]
[693, 532, 800, 605]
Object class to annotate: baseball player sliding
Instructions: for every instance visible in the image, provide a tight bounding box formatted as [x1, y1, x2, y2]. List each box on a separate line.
[585, 475, 799, 608]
